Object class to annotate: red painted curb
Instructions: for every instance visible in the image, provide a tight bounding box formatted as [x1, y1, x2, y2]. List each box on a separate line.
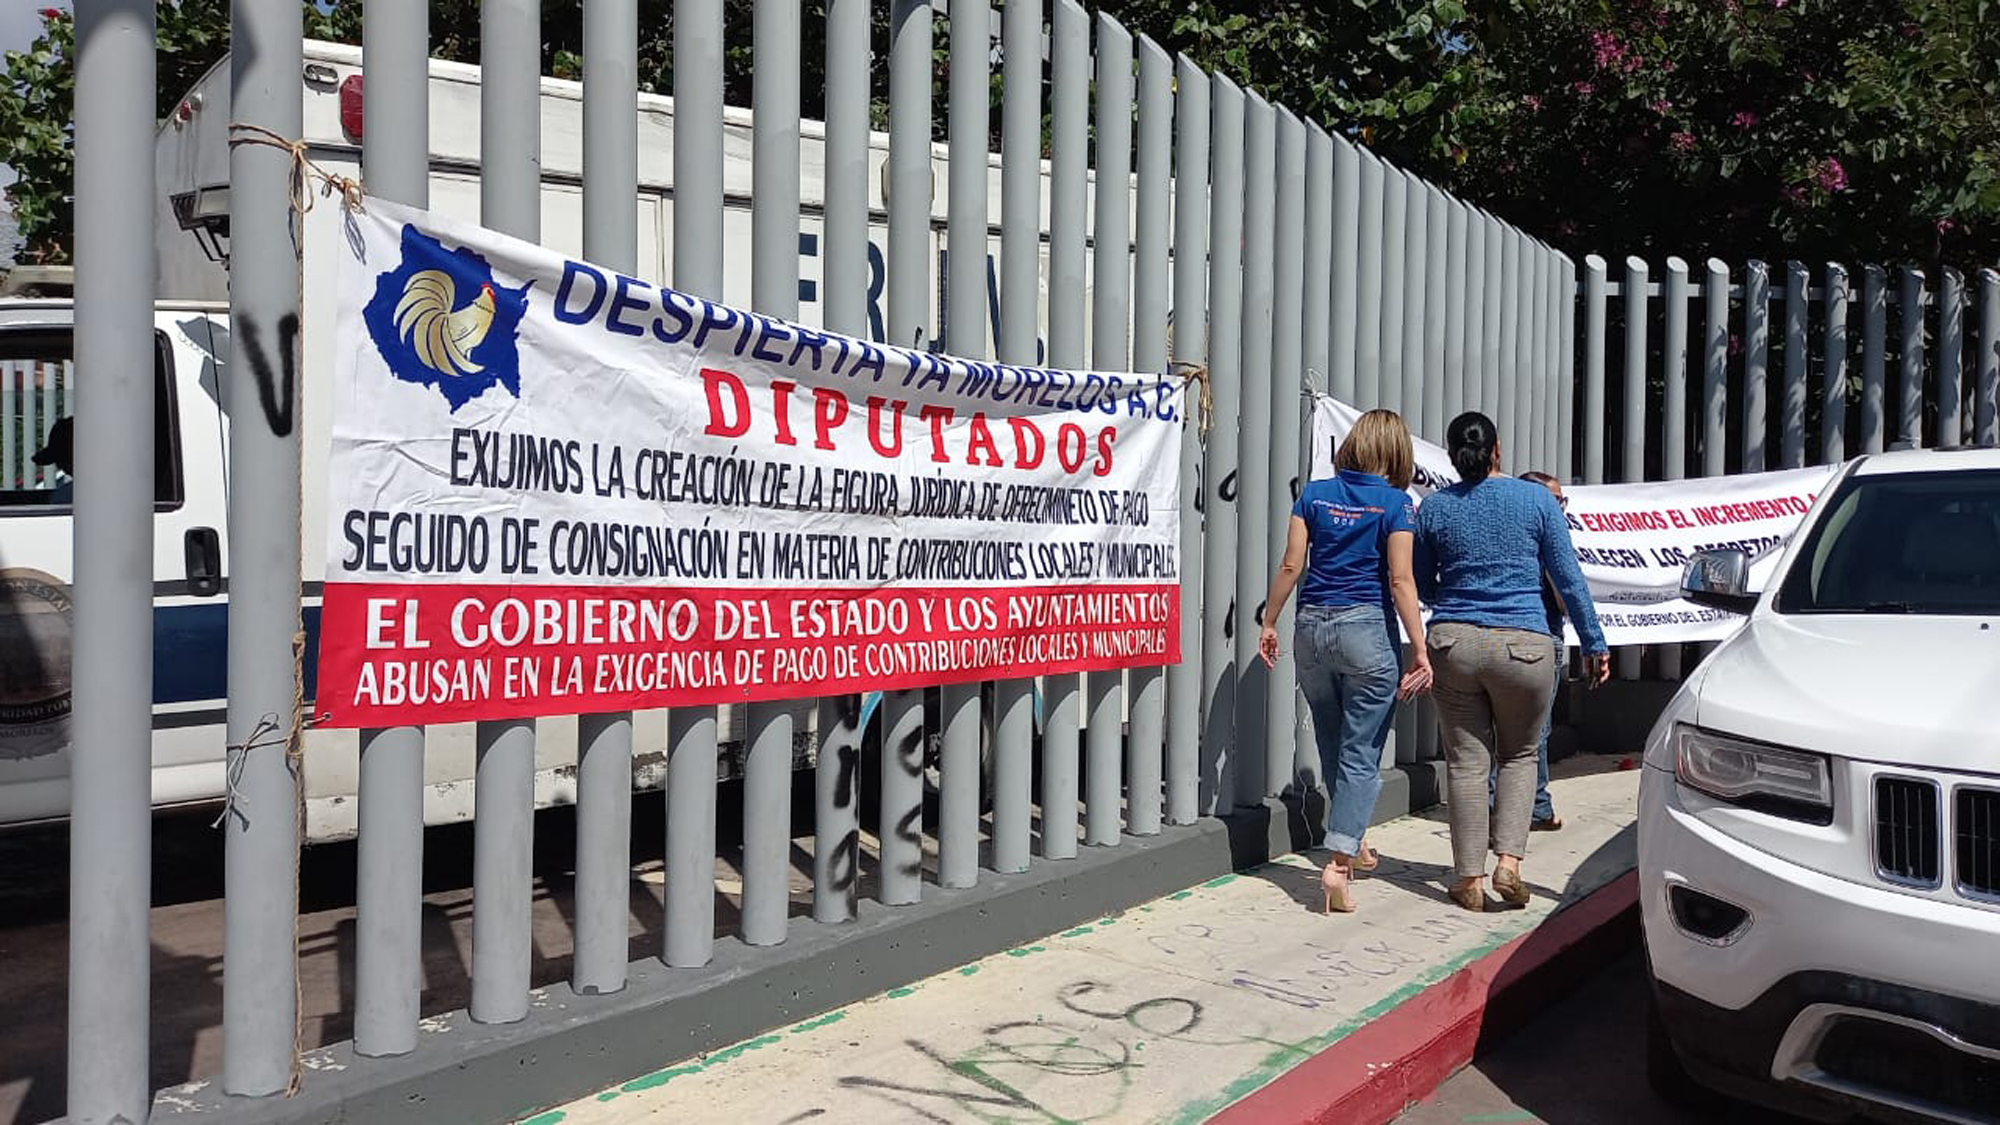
[1210, 868, 1642, 1125]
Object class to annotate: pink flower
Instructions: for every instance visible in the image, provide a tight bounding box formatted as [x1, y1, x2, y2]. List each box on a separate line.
[1731, 110, 1760, 129]
[1670, 131, 1697, 153]
[1572, 80, 1597, 96]
[1524, 94, 1544, 111]
[1781, 185, 1807, 204]
[1814, 157, 1848, 192]
[1773, 0, 1789, 8]
[38, 7, 59, 17]
[1936, 218, 1955, 235]
[1624, 54, 1644, 73]
[1591, 30, 1626, 70]
[1650, 98, 1674, 115]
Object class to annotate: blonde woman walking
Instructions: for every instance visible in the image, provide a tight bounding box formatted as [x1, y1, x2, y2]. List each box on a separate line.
[1260, 410, 1432, 915]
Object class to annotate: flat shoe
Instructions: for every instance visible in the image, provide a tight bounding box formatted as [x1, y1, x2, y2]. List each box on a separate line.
[1449, 881, 1486, 912]
[1492, 866, 1531, 905]
[1531, 815, 1563, 832]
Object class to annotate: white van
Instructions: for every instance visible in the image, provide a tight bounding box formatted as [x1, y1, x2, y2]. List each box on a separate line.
[1, 40, 1108, 838]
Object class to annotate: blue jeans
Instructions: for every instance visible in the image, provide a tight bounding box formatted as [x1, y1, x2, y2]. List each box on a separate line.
[1490, 644, 1564, 822]
[1295, 603, 1400, 857]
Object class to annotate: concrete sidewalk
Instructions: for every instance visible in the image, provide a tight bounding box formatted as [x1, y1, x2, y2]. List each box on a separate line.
[517, 758, 1640, 1125]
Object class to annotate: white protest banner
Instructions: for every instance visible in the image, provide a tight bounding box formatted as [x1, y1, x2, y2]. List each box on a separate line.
[316, 198, 1183, 727]
[1309, 395, 1838, 645]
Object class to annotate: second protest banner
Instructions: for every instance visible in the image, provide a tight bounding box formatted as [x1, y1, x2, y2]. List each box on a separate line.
[315, 198, 1183, 728]
[1310, 395, 1837, 645]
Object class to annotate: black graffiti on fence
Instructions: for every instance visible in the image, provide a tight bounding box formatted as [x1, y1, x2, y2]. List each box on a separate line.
[235, 313, 299, 437]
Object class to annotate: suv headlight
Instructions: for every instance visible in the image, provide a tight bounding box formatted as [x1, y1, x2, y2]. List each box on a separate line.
[1674, 724, 1833, 823]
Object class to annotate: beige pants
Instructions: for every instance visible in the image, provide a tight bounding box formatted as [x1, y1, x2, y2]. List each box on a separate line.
[1427, 622, 1558, 879]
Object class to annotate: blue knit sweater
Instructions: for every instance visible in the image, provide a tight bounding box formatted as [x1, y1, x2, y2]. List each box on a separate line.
[1414, 476, 1608, 654]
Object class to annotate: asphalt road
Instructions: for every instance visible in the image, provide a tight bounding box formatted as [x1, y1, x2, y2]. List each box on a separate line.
[1396, 951, 1812, 1125]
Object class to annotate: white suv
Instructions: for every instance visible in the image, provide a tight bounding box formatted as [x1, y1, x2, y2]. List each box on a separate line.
[1640, 447, 2000, 1124]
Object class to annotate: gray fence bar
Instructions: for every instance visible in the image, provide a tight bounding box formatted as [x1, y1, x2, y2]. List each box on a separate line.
[1939, 268, 1965, 446]
[1617, 255, 1646, 680]
[1265, 107, 1306, 797]
[1822, 264, 1849, 463]
[1662, 258, 1690, 484]
[1481, 217, 1504, 420]
[992, 0, 1043, 869]
[1781, 261, 1808, 467]
[1899, 267, 1926, 447]
[1527, 243, 1548, 471]
[1236, 92, 1276, 804]
[1378, 167, 1408, 413]
[67, 1, 158, 1117]
[1354, 152, 1384, 411]
[742, 0, 804, 939]
[667, 0, 725, 966]
[219, 0, 308, 1096]
[1128, 35, 1173, 837]
[1703, 259, 1729, 477]
[1086, 11, 1133, 845]
[938, 0, 990, 886]
[353, 0, 429, 1059]
[1165, 55, 1209, 825]
[1659, 257, 1689, 681]
[1422, 187, 1448, 441]
[1201, 75, 1245, 813]
[1443, 201, 1468, 426]
[1295, 121, 1332, 787]
[1582, 255, 1608, 483]
[1329, 138, 1360, 405]
[1396, 172, 1426, 420]
[1465, 213, 1489, 419]
[222, 0, 306, 1092]
[470, 0, 542, 1025]
[573, 0, 640, 989]
[1552, 255, 1568, 476]
[1043, 0, 1087, 851]
[1980, 270, 2000, 447]
[1496, 231, 1522, 471]
[881, 0, 934, 890]
[814, 0, 869, 921]
[1861, 265, 1888, 454]
[877, 687, 925, 901]
[1742, 260, 1769, 473]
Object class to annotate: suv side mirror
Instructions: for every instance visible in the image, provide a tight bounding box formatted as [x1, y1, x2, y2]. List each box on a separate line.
[1682, 548, 1757, 614]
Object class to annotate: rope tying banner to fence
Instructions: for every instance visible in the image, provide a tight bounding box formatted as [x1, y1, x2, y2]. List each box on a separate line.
[227, 123, 365, 218]
[1174, 361, 1212, 436]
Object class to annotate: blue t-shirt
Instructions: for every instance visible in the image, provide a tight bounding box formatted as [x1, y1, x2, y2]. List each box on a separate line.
[1293, 470, 1417, 608]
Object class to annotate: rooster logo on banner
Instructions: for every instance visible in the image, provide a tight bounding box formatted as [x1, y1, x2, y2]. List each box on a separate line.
[363, 224, 530, 410]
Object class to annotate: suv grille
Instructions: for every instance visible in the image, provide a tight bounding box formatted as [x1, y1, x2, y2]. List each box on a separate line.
[1815, 1016, 2000, 1118]
[1875, 777, 1941, 887]
[1956, 787, 2000, 899]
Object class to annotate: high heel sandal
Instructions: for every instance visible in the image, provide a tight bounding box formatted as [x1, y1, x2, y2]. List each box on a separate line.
[1352, 845, 1380, 874]
[1492, 865, 1531, 906]
[1449, 880, 1487, 913]
[1321, 862, 1356, 914]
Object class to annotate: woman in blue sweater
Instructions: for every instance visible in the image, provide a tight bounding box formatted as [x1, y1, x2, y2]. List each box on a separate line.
[1414, 412, 1610, 912]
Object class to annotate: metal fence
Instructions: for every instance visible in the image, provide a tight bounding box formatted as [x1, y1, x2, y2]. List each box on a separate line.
[1, 359, 71, 490]
[68, 1, 1566, 1119]
[1576, 256, 2000, 680]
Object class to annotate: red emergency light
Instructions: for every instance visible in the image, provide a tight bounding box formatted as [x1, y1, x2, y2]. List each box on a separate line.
[339, 74, 364, 141]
